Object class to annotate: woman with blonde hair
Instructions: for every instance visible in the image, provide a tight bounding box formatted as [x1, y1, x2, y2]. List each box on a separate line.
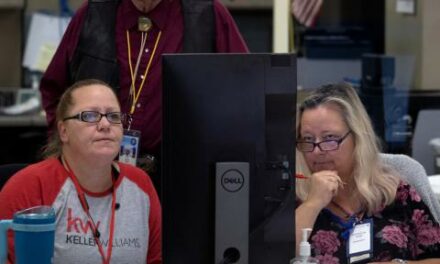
[295, 83, 440, 263]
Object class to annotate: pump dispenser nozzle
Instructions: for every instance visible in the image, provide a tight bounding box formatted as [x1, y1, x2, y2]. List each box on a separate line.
[290, 228, 319, 264]
[299, 228, 312, 258]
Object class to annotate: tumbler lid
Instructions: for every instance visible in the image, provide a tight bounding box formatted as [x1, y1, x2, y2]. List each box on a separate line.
[13, 206, 55, 225]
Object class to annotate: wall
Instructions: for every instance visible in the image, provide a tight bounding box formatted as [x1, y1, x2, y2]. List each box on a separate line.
[0, 0, 24, 87]
[420, 0, 440, 90]
[386, 0, 440, 90]
[0, 8, 22, 87]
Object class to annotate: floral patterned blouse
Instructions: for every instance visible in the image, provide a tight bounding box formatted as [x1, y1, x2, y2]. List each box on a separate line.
[309, 181, 440, 263]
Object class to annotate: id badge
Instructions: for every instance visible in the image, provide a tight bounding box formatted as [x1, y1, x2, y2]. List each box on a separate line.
[119, 129, 141, 166]
[346, 218, 373, 263]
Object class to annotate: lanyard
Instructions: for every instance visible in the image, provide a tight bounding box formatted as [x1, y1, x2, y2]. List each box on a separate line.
[63, 158, 117, 264]
[126, 29, 162, 116]
[330, 200, 365, 240]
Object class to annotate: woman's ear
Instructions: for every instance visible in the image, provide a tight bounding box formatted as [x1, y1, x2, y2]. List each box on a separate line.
[58, 120, 68, 143]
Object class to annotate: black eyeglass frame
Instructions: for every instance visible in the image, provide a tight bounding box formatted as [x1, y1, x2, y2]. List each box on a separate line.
[296, 130, 352, 153]
[63, 111, 125, 124]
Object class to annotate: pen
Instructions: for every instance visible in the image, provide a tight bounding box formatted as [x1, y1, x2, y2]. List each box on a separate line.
[295, 173, 308, 179]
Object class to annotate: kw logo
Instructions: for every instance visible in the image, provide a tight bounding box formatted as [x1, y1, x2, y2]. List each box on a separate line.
[67, 208, 101, 234]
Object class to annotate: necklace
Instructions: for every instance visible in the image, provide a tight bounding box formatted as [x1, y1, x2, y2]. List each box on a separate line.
[331, 200, 364, 221]
[330, 200, 367, 240]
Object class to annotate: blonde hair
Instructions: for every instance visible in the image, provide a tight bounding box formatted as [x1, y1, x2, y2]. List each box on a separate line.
[41, 79, 118, 158]
[296, 83, 400, 214]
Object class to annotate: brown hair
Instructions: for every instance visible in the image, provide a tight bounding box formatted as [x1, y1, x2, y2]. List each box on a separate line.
[41, 79, 117, 158]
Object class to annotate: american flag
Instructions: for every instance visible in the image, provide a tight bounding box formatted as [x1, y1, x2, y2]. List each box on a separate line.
[291, 0, 323, 27]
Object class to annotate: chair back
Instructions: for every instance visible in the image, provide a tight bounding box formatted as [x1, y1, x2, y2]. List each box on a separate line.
[0, 163, 27, 191]
[380, 153, 440, 223]
[412, 109, 440, 175]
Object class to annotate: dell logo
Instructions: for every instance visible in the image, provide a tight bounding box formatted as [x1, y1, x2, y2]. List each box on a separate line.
[224, 178, 242, 184]
[221, 169, 244, 192]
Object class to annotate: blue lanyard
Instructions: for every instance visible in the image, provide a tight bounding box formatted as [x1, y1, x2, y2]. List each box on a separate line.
[323, 208, 360, 240]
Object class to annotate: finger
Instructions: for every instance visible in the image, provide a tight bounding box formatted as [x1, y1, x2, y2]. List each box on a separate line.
[327, 174, 344, 187]
[332, 183, 339, 196]
[327, 177, 340, 187]
[329, 177, 338, 183]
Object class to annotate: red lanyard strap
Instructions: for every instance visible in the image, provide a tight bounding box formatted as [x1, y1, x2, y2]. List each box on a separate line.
[63, 158, 117, 264]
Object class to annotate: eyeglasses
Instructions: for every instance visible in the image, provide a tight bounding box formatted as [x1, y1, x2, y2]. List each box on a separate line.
[63, 111, 124, 124]
[296, 131, 352, 152]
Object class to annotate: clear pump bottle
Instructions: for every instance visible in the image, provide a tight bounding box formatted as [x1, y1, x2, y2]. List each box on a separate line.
[290, 228, 319, 264]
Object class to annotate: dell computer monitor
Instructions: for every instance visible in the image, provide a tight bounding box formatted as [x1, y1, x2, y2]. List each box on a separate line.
[162, 53, 297, 264]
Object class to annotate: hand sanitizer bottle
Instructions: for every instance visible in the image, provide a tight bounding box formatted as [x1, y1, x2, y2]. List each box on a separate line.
[290, 228, 319, 264]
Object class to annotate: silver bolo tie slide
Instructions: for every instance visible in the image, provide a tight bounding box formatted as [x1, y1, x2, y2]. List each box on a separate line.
[138, 16, 152, 32]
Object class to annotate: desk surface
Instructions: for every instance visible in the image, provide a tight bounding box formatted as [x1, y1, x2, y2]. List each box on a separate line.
[0, 113, 46, 127]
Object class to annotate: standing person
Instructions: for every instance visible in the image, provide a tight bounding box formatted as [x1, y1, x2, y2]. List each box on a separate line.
[295, 83, 440, 263]
[39, 0, 249, 188]
[0, 79, 161, 264]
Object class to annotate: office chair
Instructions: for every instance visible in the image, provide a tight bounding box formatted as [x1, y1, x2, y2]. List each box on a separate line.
[0, 163, 27, 191]
[380, 153, 440, 223]
[412, 109, 440, 175]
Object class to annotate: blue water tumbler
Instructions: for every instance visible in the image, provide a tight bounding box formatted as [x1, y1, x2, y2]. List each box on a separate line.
[0, 206, 55, 264]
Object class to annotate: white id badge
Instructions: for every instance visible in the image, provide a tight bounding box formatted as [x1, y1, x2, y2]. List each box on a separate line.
[347, 219, 373, 263]
[119, 129, 141, 166]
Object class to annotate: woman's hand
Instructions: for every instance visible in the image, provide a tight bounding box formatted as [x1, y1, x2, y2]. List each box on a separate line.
[304, 170, 342, 210]
[295, 170, 343, 255]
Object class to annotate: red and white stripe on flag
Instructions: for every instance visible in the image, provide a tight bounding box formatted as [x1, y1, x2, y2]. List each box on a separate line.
[291, 0, 323, 27]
